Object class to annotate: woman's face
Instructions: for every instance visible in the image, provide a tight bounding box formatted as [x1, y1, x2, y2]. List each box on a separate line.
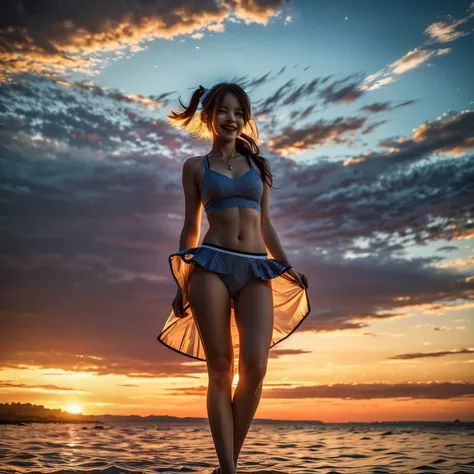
[210, 92, 245, 140]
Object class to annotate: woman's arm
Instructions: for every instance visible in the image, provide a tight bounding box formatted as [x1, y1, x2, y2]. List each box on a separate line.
[179, 157, 203, 251]
[260, 158, 309, 288]
[260, 158, 290, 263]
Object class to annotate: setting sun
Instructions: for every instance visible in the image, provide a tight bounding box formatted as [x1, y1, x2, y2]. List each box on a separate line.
[65, 404, 82, 415]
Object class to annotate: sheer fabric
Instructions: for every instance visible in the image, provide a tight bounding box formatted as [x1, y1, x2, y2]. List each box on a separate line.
[157, 244, 311, 362]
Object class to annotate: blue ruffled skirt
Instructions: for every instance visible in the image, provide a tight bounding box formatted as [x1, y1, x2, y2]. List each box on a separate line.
[157, 242, 311, 361]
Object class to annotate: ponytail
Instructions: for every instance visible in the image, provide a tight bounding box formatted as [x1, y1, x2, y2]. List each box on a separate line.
[167, 85, 206, 130]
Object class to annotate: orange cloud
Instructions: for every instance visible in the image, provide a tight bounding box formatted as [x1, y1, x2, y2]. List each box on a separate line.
[267, 116, 366, 156]
[167, 381, 474, 400]
[424, 2, 474, 44]
[0, 0, 286, 81]
[345, 109, 474, 165]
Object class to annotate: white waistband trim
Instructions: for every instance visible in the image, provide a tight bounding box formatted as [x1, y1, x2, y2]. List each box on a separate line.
[200, 244, 268, 259]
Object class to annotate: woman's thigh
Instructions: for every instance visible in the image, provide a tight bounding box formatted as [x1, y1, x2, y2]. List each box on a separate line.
[233, 278, 273, 375]
[188, 265, 234, 373]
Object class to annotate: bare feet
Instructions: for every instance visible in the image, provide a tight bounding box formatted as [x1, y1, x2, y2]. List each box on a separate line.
[213, 466, 236, 474]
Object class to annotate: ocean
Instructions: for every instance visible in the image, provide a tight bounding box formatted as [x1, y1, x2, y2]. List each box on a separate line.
[1, 421, 473, 473]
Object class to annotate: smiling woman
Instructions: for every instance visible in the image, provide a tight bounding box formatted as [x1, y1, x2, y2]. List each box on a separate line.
[157, 81, 310, 474]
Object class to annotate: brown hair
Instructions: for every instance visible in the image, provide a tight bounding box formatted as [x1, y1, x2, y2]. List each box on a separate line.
[167, 82, 276, 189]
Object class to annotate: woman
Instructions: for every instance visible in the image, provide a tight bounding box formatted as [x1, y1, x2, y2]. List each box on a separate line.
[157, 82, 311, 474]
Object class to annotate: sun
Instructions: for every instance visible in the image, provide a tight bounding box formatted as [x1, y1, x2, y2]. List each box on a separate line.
[65, 403, 82, 415]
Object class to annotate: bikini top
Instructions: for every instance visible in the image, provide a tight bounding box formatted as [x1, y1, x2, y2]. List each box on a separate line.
[199, 154, 263, 216]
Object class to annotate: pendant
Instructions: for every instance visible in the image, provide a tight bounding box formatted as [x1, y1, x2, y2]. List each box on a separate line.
[228, 165, 233, 170]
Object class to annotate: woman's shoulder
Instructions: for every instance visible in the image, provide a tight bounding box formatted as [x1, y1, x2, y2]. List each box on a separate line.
[182, 156, 206, 187]
[250, 154, 268, 168]
[183, 155, 205, 169]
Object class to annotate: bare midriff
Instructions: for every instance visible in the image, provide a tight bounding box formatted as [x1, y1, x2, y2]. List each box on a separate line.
[202, 207, 267, 254]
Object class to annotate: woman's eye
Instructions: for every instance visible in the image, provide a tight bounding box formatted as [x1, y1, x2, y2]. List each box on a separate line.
[218, 109, 242, 115]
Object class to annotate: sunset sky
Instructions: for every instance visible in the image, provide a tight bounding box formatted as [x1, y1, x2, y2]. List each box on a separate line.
[1, 0, 473, 423]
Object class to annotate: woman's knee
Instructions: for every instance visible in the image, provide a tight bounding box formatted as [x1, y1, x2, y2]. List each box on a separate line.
[207, 355, 234, 387]
[239, 359, 267, 386]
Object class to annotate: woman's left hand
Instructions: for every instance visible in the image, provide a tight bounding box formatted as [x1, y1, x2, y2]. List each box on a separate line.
[287, 268, 308, 289]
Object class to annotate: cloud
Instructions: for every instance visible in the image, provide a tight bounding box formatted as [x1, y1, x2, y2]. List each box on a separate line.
[391, 47, 451, 75]
[252, 75, 333, 124]
[229, 0, 287, 25]
[360, 3, 474, 93]
[425, 20, 470, 43]
[0, 352, 205, 378]
[294, 155, 472, 248]
[424, 2, 474, 44]
[254, 78, 296, 117]
[0, 76, 191, 157]
[388, 348, 474, 360]
[268, 349, 312, 359]
[267, 116, 367, 156]
[232, 70, 274, 92]
[54, 79, 174, 108]
[363, 48, 451, 91]
[261, 382, 474, 400]
[252, 73, 411, 130]
[0, 381, 85, 393]
[319, 74, 366, 104]
[360, 100, 417, 114]
[0, 0, 286, 81]
[345, 109, 474, 166]
[168, 382, 474, 400]
[361, 121, 387, 135]
[437, 246, 460, 253]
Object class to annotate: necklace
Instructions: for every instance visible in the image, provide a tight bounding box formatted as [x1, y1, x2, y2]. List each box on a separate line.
[207, 152, 240, 170]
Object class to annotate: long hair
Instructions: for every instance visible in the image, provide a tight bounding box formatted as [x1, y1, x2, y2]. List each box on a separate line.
[167, 82, 276, 189]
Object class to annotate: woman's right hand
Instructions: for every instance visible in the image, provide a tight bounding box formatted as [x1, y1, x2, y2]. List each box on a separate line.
[172, 288, 189, 318]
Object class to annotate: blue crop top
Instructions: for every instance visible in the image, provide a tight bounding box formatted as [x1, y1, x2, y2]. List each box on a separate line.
[200, 154, 263, 216]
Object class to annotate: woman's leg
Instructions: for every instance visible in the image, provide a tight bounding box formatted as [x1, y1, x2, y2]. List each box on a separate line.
[232, 278, 274, 470]
[188, 265, 236, 474]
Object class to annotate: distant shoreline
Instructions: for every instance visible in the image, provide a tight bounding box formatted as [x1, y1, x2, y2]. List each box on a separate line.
[1, 403, 470, 425]
[0, 419, 104, 425]
[2, 418, 472, 426]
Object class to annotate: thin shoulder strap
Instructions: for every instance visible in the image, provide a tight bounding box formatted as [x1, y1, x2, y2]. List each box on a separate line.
[247, 155, 255, 169]
[203, 154, 209, 169]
